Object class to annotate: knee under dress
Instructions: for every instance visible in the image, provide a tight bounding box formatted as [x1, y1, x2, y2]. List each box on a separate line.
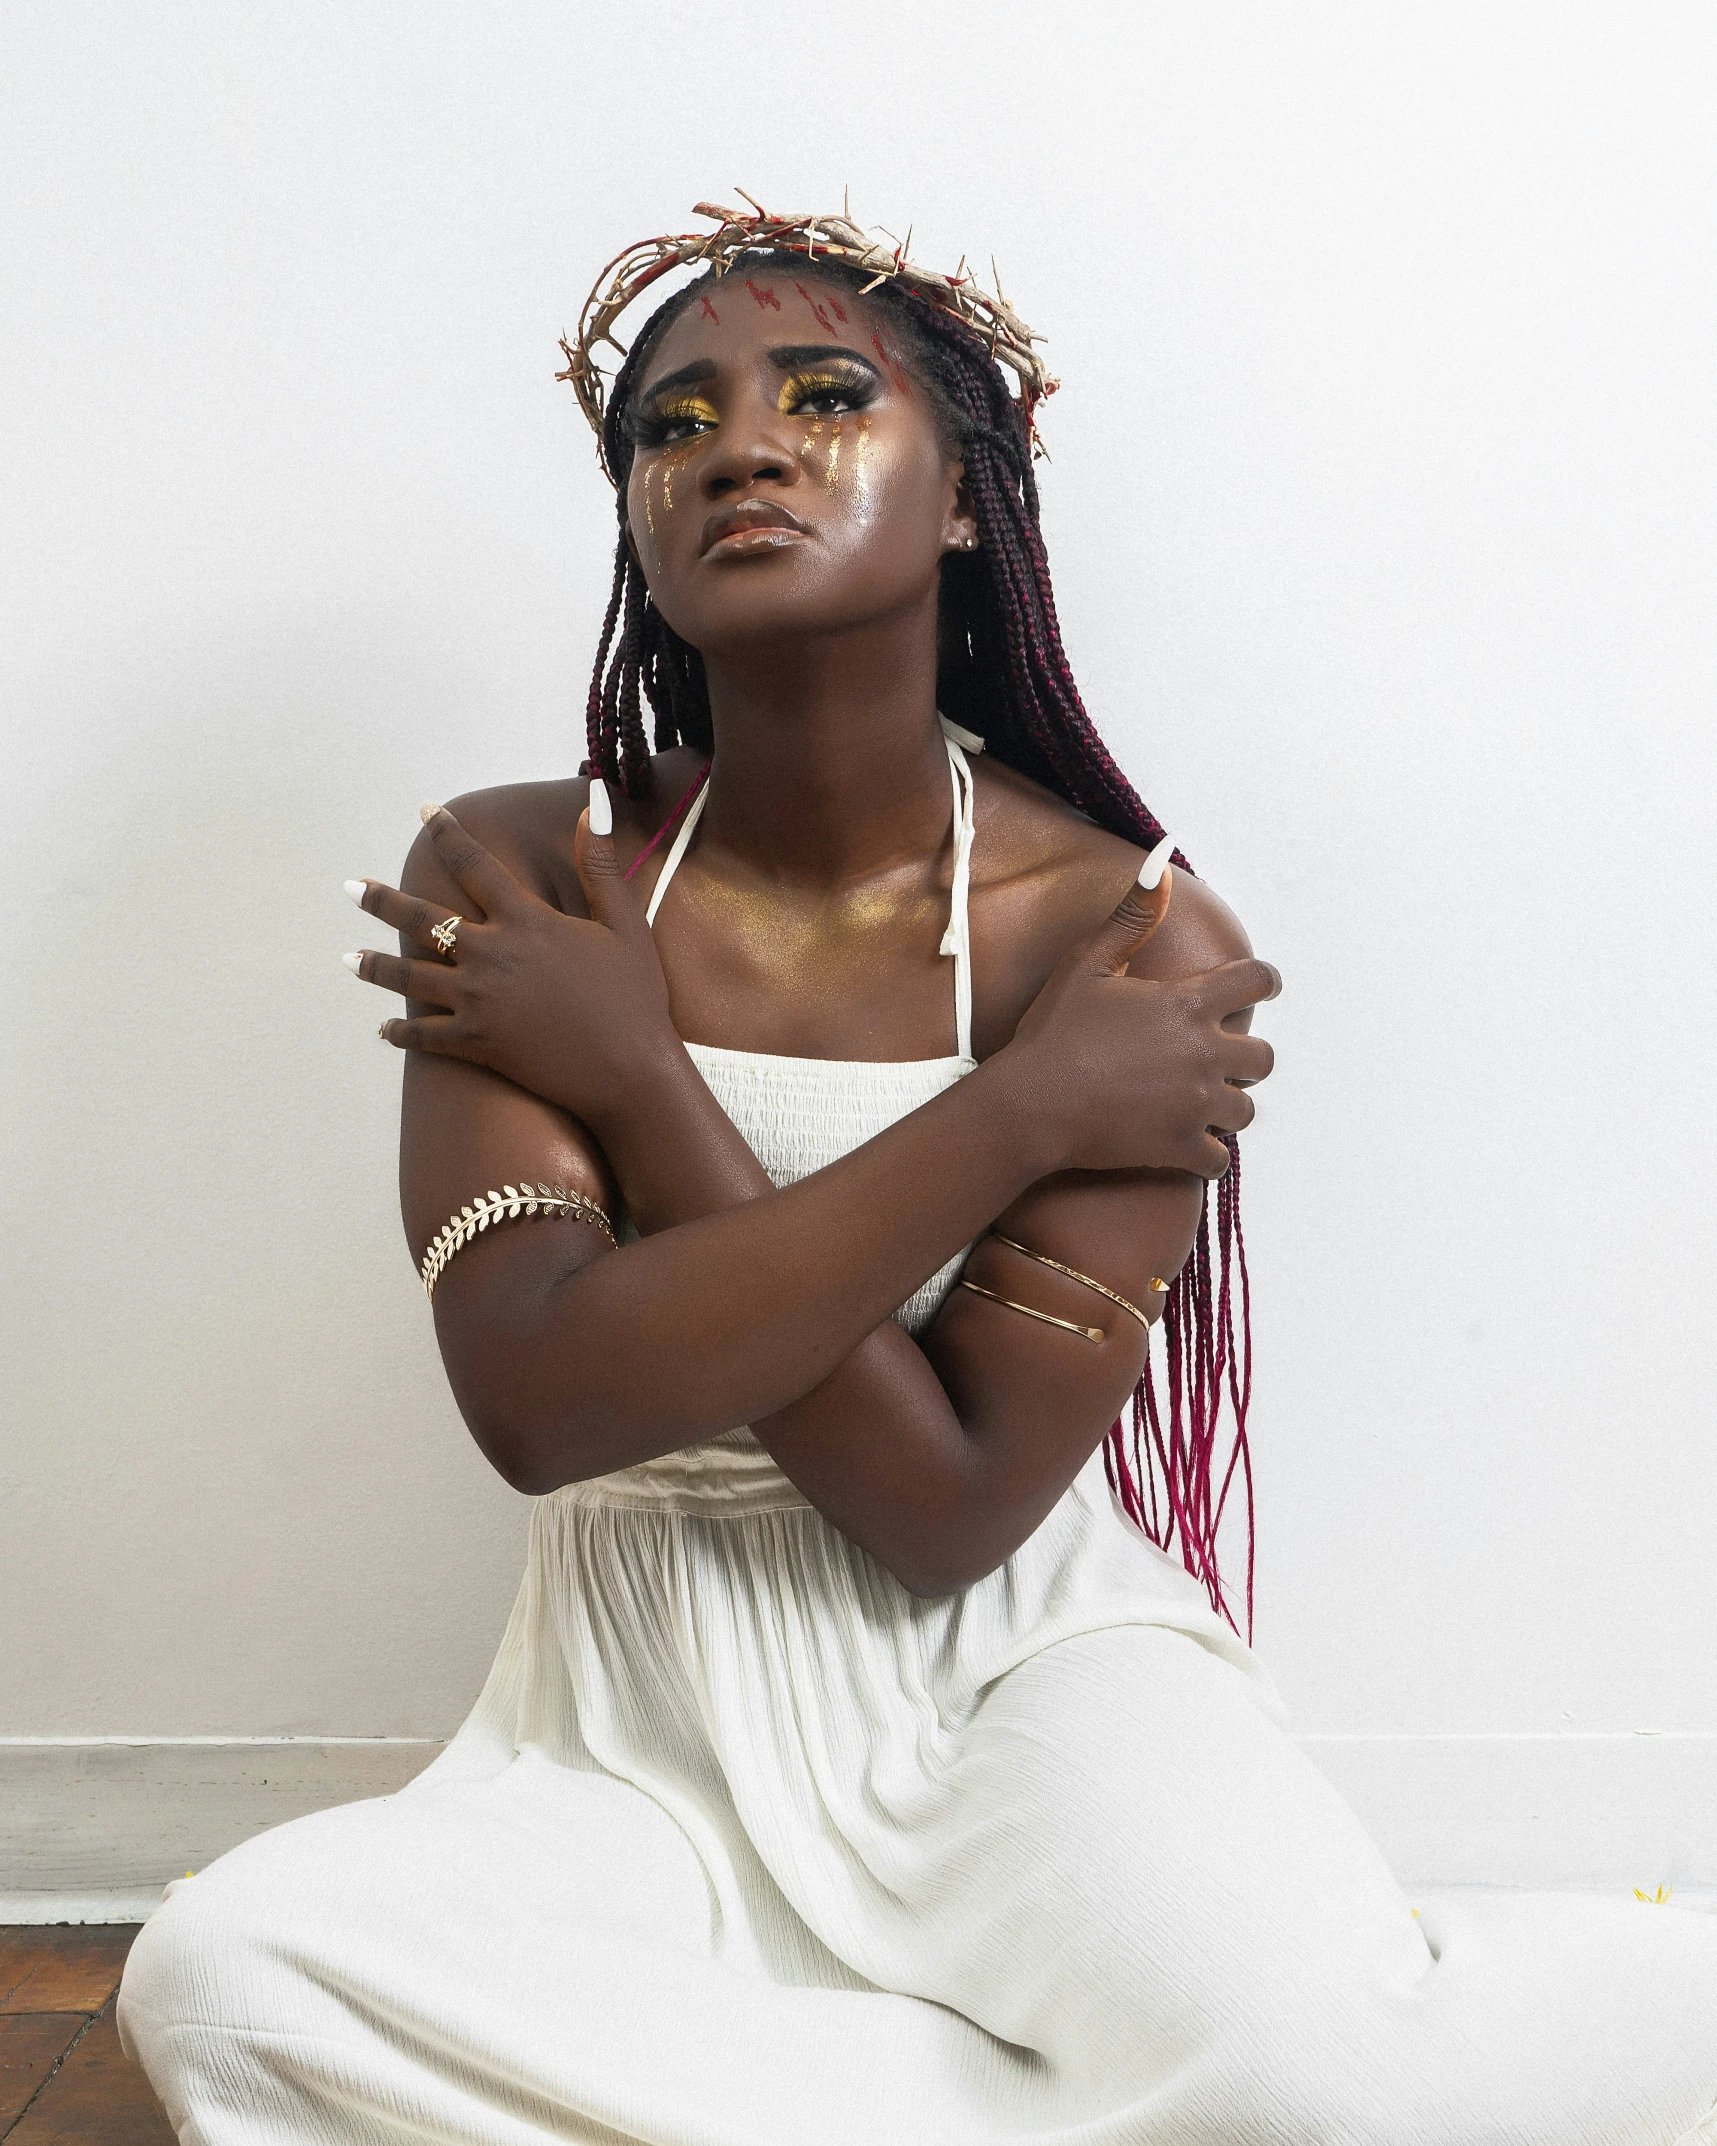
[120, 727, 1717, 2143]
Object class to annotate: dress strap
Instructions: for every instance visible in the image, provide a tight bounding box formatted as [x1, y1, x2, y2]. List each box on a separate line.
[643, 778, 711, 927]
[937, 712, 983, 1063]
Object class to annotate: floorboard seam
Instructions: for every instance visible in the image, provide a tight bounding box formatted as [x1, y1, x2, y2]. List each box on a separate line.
[2, 2003, 104, 2141]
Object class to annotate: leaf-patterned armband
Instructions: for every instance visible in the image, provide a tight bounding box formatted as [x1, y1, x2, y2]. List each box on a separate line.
[420, 1183, 615, 1300]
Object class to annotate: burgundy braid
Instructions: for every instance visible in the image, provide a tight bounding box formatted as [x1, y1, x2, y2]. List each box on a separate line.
[582, 253, 1255, 1635]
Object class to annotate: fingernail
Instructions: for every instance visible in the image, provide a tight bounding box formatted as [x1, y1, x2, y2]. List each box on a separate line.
[342, 952, 363, 973]
[378, 1023, 390, 1040]
[420, 801, 442, 825]
[342, 879, 367, 906]
[1136, 834, 1175, 892]
[587, 777, 612, 838]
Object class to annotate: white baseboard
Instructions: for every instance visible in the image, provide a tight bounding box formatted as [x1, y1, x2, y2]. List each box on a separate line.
[1, 1731, 1712, 1922]
[0, 1737, 444, 1923]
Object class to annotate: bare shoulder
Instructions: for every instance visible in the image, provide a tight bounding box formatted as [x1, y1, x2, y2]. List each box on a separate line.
[970, 754, 1253, 989]
[397, 750, 707, 918]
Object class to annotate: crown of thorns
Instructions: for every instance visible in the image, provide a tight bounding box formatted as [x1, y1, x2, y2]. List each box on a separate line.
[558, 194, 1056, 484]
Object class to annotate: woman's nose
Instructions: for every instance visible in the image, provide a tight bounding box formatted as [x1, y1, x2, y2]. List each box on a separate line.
[699, 394, 805, 500]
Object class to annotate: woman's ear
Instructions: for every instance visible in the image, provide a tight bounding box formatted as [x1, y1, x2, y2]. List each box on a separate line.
[941, 468, 979, 556]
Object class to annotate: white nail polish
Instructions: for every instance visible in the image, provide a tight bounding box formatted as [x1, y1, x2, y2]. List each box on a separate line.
[342, 952, 363, 973]
[419, 801, 442, 826]
[1137, 834, 1175, 892]
[342, 879, 367, 905]
[587, 778, 612, 838]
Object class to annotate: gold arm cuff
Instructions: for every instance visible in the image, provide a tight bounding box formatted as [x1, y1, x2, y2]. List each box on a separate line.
[986, 1232, 1158, 1334]
[421, 1181, 615, 1300]
[956, 1277, 1104, 1345]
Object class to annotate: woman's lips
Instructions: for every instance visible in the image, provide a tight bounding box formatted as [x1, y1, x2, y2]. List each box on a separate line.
[699, 503, 809, 557]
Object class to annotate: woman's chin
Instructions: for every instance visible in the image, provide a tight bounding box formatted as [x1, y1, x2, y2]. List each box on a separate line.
[662, 580, 908, 656]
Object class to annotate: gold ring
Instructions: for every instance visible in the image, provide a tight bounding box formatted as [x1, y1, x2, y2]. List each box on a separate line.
[431, 915, 461, 956]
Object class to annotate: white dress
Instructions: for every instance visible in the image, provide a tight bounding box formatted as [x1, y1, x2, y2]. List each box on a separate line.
[121, 732, 1717, 2143]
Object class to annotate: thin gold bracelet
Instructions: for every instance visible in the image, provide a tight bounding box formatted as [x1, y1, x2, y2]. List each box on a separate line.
[957, 1277, 1105, 1344]
[420, 1182, 615, 1300]
[987, 1232, 1163, 1334]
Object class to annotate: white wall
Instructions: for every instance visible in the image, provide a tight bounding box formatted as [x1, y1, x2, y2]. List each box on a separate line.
[5, 3, 1715, 1788]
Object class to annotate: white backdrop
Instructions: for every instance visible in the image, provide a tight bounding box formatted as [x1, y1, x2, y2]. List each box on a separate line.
[5, 3, 1715, 1762]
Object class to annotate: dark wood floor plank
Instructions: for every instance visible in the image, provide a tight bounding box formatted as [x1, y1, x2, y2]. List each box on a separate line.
[7, 2004, 176, 2144]
[0, 2016, 88, 2134]
[0, 1932, 138, 2020]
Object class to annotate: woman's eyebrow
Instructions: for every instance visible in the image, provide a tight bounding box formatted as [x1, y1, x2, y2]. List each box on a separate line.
[768, 344, 882, 378]
[637, 357, 718, 404]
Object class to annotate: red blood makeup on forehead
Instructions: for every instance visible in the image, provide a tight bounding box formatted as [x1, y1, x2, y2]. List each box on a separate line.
[870, 331, 911, 396]
[699, 294, 720, 322]
[794, 281, 841, 334]
[744, 279, 781, 311]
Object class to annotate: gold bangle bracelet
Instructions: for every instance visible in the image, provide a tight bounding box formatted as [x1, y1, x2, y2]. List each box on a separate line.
[957, 1277, 1105, 1344]
[987, 1232, 1161, 1334]
[421, 1181, 615, 1300]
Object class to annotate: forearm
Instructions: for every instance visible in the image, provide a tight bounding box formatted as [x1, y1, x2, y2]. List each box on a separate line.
[758, 1174, 1202, 1594]
[749, 1325, 969, 1585]
[597, 1039, 776, 1233]
[455, 1046, 1060, 1486]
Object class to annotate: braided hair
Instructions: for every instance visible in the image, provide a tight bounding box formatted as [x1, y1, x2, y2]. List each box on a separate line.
[584, 251, 1255, 1635]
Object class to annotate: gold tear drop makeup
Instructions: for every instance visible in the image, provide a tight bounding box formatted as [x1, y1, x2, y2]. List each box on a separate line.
[629, 389, 713, 563]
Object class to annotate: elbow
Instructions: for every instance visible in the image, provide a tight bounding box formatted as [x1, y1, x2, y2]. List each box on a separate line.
[491, 1451, 568, 1498]
[849, 1469, 1026, 1600]
[442, 1343, 615, 1496]
[456, 1383, 665, 1498]
[894, 1565, 969, 1601]
[471, 1417, 568, 1498]
[893, 1555, 1007, 1601]
[879, 1527, 1014, 1601]
[871, 1476, 1043, 1598]
[453, 1388, 584, 1498]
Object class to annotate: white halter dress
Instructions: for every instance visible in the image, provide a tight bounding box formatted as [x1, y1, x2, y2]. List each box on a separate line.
[121, 726, 1717, 2143]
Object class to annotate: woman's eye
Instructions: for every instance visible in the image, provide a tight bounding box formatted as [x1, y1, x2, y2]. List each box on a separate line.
[632, 398, 718, 448]
[782, 372, 877, 419]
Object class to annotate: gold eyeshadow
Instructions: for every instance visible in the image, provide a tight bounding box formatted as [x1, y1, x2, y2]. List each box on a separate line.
[776, 364, 877, 416]
[655, 393, 718, 428]
[630, 391, 720, 450]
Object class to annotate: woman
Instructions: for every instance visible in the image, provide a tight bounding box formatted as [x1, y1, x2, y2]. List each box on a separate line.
[120, 202, 1717, 2143]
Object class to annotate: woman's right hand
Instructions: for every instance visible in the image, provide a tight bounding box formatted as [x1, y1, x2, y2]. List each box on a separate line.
[349, 789, 685, 1134]
[1006, 870, 1280, 1178]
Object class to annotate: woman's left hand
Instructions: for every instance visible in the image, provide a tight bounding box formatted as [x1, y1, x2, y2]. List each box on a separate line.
[344, 792, 681, 1127]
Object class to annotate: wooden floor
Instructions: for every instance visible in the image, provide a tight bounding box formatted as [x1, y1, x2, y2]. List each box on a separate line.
[0, 1928, 174, 2142]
